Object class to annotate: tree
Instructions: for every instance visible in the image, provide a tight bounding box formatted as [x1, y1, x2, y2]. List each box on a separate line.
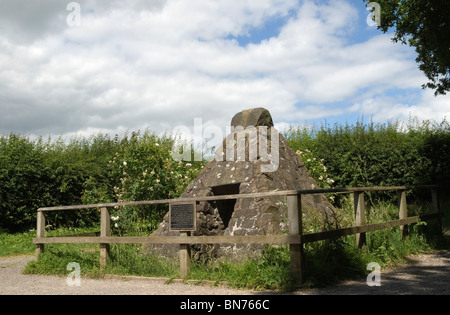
[365, 0, 450, 96]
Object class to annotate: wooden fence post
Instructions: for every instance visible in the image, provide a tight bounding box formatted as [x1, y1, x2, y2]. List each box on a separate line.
[179, 231, 191, 278]
[287, 193, 304, 286]
[353, 191, 366, 248]
[100, 207, 111, 269]
[36, 211, 45, 256]
[398, 190, 408, 238]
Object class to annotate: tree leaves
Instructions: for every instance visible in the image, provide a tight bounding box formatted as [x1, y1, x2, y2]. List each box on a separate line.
[363, 0, 450, 95]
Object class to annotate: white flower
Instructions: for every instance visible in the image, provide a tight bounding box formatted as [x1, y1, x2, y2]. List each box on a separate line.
[155, 143, 159, 146]
[123, 161, 127, 166]
[186, 163, 192, 167]
[114, 223, 118, 228]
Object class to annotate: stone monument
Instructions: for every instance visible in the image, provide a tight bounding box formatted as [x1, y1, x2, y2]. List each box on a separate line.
[150, 107, 336, 259]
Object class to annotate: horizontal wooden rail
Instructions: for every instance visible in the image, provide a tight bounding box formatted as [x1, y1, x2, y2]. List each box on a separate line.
[302, 212, 441, 243]
[33, 213, 441, 246]
[37, 185, 438, 212]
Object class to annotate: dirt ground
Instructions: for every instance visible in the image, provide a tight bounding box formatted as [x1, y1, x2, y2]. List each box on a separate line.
[295, 250, 450, 295]
[1, 250, 449, 295]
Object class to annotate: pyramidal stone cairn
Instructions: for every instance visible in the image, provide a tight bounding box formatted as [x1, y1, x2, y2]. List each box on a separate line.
[150, 107, 336, 258]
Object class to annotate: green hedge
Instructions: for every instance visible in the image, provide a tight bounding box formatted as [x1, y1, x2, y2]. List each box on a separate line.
[0, 131, 204, 233]
[285, 118, 450, 201]
[1, 118, 449, 233]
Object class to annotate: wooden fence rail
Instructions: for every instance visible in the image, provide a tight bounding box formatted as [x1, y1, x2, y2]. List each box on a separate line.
[33, 185, 441, 285]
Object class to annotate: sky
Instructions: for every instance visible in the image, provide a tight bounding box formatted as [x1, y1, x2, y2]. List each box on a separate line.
[1, 0, 449, 144]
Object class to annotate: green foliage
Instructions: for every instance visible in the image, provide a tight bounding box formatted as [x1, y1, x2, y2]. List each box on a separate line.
[286, 125, 336, 202]
[0, 135, 47, 232]
[103, 130, 204, 234]
[285, 118, 450, 204]
[0, 230, 36, 256]
[0, 131, 205, 233]
[364, 0, 450, 95]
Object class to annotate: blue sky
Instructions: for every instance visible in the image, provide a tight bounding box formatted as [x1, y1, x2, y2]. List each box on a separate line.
[0, 0, 449, 141]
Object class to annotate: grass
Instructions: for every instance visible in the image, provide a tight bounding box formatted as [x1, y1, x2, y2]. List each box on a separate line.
[188, 245, 293, 291]
[0, 230, 35, 256]
[5, 198, 449, 292]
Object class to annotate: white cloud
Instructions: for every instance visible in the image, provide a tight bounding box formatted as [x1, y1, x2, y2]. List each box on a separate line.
[0, 0, 448, 140]
[355, 90, 450, 124]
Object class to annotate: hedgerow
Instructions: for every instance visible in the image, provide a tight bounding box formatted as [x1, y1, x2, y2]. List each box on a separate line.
[0, 131, 203, 233]
[1, 118, 449, 233]
[284, 118, 450, 204]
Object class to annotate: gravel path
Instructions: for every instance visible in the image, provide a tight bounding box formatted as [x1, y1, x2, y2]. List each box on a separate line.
[1, 251, 449, 295]
[0, 256, 256, 295]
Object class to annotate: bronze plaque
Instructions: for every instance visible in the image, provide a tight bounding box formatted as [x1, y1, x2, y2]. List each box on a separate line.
[169, 202, 196, 231]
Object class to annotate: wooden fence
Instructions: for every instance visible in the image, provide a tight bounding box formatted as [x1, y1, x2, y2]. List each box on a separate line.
[33, 185, 441, 285]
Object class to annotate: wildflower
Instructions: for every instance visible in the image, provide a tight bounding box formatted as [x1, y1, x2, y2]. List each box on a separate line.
[155, 143, 159, 146]
[186, 163, 192, 167]
[156, 179, 160, 184]
[123, 161, 127, 166]
[150, 170, 155, 175]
